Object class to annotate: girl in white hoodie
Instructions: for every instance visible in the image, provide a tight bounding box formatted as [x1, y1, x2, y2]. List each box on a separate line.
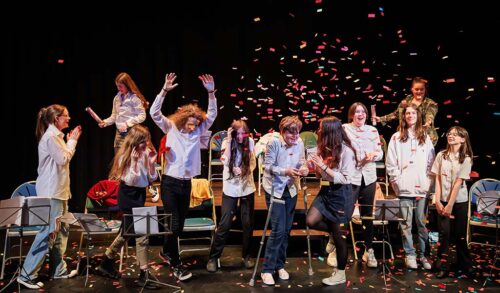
[386, 104, 434, 270]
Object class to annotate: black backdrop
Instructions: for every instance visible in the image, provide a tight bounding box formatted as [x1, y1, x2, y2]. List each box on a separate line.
[2, 1, 499, 211]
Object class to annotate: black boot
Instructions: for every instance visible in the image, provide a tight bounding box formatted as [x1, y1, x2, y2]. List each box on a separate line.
[137, 269, 160, 290]
[206, 258, 218, 272]
[96, 256, 121, 279]
[243, 256, 255, 269]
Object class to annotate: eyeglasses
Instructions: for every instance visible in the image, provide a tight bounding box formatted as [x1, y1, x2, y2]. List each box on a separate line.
[59, 114, 69, 118]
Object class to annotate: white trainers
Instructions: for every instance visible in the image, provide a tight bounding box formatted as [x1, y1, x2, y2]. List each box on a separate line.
[327, 250, 338, 267]
[420, 257, 432, 270]
[53, 269, 78, 279]
[261, 272, 275, 286]
[325, 235, 335, 253]
[277, 268, 289, 280]
[405, 255, 418, 269]
[322, 269, 346, 286]
[17, 277, 44, 289]
[362, 248, 378, 268]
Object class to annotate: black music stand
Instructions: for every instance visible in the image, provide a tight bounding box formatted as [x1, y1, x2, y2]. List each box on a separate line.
[122, 210, 180, 293]
[370, 199, 410, 288]
[0, 197, 50, 292]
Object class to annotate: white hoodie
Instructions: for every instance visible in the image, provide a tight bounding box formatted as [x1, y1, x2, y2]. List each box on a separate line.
[386, 131, 435, 197]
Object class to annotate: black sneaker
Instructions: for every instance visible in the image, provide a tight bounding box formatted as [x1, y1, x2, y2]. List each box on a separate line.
[243, 256, 255, 269]
[159, 250, 171, 265]
[17, 277, 44, 289]
[206, 258, 218, 272]
[136, 269, 160, 290]
[173, 266, 192, 281]
[96, 256, 121, 279]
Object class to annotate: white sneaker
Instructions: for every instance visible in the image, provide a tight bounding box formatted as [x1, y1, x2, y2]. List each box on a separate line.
[322, 269, 346, 286]
[420, 257, 432, 270]
[405, 255, 418, 269]
[327, 250, 337, 267]
[53, 269, 78, 279]
[325, 235, 335, 253]
[277, 268, 289, 280]
[362, 248, 378, 268]
[261, 272, 275, 286]
[17, 277, 44, 289]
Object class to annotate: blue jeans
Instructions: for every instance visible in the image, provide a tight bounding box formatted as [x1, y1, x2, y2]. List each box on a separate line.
[262, 188, 297, 273]
[20, 199, 70, 281]
[399, 197, 428, 257]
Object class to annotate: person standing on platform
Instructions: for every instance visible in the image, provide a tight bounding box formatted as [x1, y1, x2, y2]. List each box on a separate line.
[100, 72, 148, 153]
[260, 115, 309, 286]
[431, 126, 474, 278]
[206, 120, 256, 272]
[374, 77, 439, 146]
[18, 104, 81, 289]
[150, 72, 217, 281]
[386, 104, 435, 270]
[96, 125, 159, 289]
[306, 116, 357, 286]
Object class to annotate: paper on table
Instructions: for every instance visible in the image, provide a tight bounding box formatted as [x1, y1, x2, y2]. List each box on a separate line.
[85, 107, 103, 124]
[132, 206, 159, 235]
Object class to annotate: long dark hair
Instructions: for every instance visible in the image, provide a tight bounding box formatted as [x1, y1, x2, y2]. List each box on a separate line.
[317, 116, 357, 168]
[228, 120, 252, 179]
[443, 126, 473, 164]
[398, 104, 426, 145]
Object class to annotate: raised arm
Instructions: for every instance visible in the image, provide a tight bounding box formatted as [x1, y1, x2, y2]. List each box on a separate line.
[149, 73, 179, 134]
[198, 74, 218, 132]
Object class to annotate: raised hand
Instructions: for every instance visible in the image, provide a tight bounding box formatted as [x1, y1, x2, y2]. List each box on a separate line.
[148, 148, 158, 166]
[227, 127, 233, 141]
[67, 125, 82, 141]
[198, 74, 215, 92]
[164, 73, 179, 92]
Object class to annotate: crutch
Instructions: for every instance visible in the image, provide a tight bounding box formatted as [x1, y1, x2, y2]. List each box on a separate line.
[302, 178, 314, 276]
[249, 185, 285, 286]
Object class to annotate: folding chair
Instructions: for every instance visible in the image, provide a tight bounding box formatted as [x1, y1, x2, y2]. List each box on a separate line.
[1, 181, 40, 280]
[467, 178, 500, 247]
[349, 183, 394, 260]
[208, 130, 227, 183]
[178, 179, 217, 258]
[376, 135, 389, 197]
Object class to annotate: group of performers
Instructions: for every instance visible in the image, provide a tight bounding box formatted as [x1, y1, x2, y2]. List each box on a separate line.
[16, 74, 475, 289]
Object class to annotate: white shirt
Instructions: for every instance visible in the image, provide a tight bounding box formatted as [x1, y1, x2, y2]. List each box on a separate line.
[150, 94, 217, 179]
[262, 136, 306, 198]
[343, 123, 383, 186]
[121, 149, 158, 188]
[221, 138, 256, 197]
[431, 151, 471, 203]
[318, 143, 357, 185]
[36, 124, 78, 200]
[103, 92, 146, 129]
[386, 131, 435, 197]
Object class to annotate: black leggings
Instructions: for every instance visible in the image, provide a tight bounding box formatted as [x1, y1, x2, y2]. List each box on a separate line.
[306, 206, 347, 270]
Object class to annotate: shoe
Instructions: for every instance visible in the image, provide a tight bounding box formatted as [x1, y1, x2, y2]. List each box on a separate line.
[327, 250, 337, 267]
[17, 277, 44, 289]
[436, 270, 448, 279]
[261, 272, 275, 286]
[362, 248, 378, 268]
[53, 269, 78, 279]
[96, 256, 121, 279]
[420, 257, 432, 270]
[173, 265, 192, 281]
[322, 269, 346, 286]
[326, 235, 335, 253]
[405, 255, 418, 269]
[206, 258, 218, 273]
[277, 268, 289, 280]
[159, 250, 171, 265]
[243, 256, 255, 269]
[137, 269, 160, 290]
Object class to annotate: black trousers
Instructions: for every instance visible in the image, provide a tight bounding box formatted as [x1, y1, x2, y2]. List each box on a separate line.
[161, 175, 192, 267]
[209, 193, 255, 259]
[352, 180, 376, 249]
[436, 201, 472, 270]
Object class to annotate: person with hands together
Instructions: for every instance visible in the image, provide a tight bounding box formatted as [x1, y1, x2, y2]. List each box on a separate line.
[206, 120, 257, 273]
[305, 116, 357, 286]
[18, 105, 81, 289]
[100, 72, 148, 153]
[150, 72, 217, 281]
[96, 125, 160, 289]
[259, 116, 308, 286]
[431, 126, 474, 278]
